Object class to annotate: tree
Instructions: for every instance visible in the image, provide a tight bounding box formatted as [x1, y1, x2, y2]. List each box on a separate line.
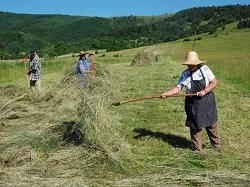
[7, 41, 21, 56]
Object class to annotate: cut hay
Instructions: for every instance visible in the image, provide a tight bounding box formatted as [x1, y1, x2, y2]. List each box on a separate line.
[76, 71, 136, 169]
[0, 60, 137, 186]
[131, 51, 155, 66]
[60, 60, 110, 85]
[78, 92, 134, 169]
[59, 61, 137, 169]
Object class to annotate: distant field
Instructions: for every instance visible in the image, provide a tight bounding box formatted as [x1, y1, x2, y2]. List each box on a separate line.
[1, 26, 250, 186]
[0, 57, 73, 85]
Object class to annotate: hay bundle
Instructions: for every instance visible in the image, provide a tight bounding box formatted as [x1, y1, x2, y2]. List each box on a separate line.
[131, 51, 155, 66]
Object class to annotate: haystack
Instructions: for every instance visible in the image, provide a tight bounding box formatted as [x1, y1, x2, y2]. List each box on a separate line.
[130, 51, 155, 66]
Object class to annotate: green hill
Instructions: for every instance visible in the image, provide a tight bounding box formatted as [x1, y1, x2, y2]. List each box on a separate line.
[0, 4, 250, 59]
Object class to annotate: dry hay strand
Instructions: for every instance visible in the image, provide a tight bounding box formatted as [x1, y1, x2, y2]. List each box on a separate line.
[0, 85, 32, 120]
[60, 60, 110, 86]
[75, 72, 137, 170]
[0, 84, 64, 121]
[78, 92, 135, 170]
[0, 146, 35, 168]
[58, 62, 136, 170]
[60, 58, 78, 85]
[0, 85, 27, 99]
[91, 62, 110, 77]
[131, 51, 155, 66]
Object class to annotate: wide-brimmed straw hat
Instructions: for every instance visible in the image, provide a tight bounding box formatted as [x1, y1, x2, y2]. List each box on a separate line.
[182, 51, 206, 65]
[75, 51, 88, 57]
[79, 51, 88, 56]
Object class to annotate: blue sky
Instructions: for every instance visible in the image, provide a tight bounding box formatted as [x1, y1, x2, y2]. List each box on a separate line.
[1, 0, 250, 17]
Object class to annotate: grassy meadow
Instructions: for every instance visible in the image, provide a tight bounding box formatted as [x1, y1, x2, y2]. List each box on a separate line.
[0, 24, 250, 186]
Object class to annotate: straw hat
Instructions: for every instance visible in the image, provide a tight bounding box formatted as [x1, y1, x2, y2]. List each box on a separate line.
[182, 51, 205, 65]
[79, 51, 88, 56]
[75, 51, 88, 57]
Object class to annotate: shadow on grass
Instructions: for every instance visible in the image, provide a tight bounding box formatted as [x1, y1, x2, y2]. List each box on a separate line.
[62, 121, 84, 145]
[133, 128, 191, 149]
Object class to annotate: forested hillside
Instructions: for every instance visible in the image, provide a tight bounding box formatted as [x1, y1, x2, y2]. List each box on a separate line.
[0, 4, 249, 59]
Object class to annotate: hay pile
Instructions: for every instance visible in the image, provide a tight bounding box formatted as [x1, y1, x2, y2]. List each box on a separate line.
[1, 60, 136, 185]
[131, 51, 155, 66]
[59, 61, 136, 169]
[61, 60, 110, 86]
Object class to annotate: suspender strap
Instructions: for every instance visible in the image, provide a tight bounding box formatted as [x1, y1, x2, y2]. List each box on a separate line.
[198, 65, 206, 82]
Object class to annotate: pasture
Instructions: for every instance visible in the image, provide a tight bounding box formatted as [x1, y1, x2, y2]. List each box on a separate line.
[0, 26, 250, 186]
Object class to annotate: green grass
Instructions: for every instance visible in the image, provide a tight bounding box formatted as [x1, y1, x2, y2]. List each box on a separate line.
[0, 57, 73, 85]
[1, 26, 250, 186]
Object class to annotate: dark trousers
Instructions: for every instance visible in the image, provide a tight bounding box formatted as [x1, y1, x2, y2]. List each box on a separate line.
[190, 123, 220, 151]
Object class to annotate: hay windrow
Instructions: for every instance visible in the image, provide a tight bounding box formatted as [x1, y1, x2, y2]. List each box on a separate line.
[0, 66, 137, 186]
[77, 69, 136, 169]
[58, 61, 137, 170]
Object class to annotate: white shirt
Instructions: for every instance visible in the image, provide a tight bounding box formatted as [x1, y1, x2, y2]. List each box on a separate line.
[176, 65, 215, 93]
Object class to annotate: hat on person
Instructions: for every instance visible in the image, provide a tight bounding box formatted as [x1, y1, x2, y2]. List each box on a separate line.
[182, 51, 206, 65]
[30, 49, 36, 54]
[79, 51, 88, 56]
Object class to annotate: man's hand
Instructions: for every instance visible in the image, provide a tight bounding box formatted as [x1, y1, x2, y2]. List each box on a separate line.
[85, 70, 93, 74]
[197, 90, 207, 97]
[160, 86, 182, 99]
[26, 69, 32, 75]
[160, 94, 168, 99]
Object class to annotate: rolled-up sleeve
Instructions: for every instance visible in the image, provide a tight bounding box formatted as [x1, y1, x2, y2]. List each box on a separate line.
[204, 65, 215, 82]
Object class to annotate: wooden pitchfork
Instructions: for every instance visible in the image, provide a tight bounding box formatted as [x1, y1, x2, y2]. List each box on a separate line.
[111, 93, 197, 106]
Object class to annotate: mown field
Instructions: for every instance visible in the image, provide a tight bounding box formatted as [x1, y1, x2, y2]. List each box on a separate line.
[0, 24, 250, 186]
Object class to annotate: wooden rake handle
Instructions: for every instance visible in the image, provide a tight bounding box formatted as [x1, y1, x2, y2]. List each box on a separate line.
[111, 93, 197, 106]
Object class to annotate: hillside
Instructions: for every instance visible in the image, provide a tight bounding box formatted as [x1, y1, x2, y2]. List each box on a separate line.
[0, 4, 250, 59]
[0, 23, 250, 186]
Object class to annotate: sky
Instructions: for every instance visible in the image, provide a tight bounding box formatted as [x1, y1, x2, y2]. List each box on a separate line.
[0, 0, 250, 17]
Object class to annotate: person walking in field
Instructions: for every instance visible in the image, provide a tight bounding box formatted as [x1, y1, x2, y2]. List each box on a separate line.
[26, 49, 42, 90]
[76, 51, 94, 91]
[161, 51, 220, 152]
[155, 55, 159, 62]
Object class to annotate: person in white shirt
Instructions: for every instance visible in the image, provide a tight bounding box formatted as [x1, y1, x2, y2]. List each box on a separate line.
[161, 51, 220, 152]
